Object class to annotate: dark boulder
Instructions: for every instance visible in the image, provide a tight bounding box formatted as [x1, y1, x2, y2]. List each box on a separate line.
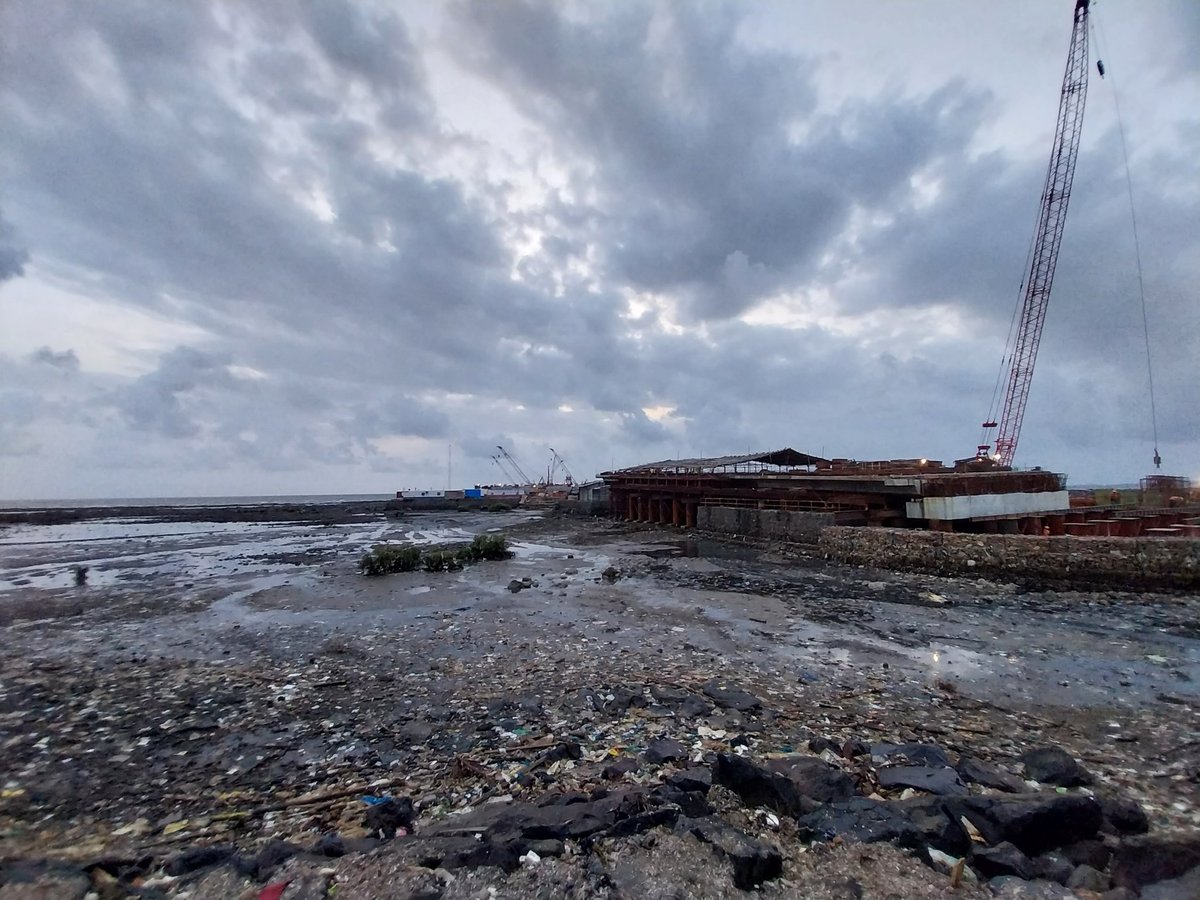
[953, 793, 1102, 856]
[643, 738, 687, 765]
[667, 767, 712, 794]
[891, 796, 971, 856]
[972, 841, 1036, 879]
[1019, 746, 1093, 787]
[955, 755, 1026, 793]
[364, 796, 416, 838]
[877, 765, 967, 797]
[1099, 794, 1150, 836]
[684, 818, 783, 890]
[701, 679, 762, 712]
[766, 755, 858, 803]
[605, 806, 680, 839]
[712, 753, 814, 818]
[796, 797, 925, 852]
[1032, 852, 1074, 885]
[1110, 833, 1200, 892]
[650, 685, 712, 717]
[842, 738, 871, 759]
[1062, 839, 1111, 870]
[602, 756, 640, 780]
[808, 737, 839, 755]
[651, 784, 712, 818]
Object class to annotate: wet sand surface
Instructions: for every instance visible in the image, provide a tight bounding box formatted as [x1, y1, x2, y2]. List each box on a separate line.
[1, 510, 1197, 898]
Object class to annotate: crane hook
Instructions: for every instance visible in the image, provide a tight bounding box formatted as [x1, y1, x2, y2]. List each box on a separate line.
[1097, 59, 1106, 78]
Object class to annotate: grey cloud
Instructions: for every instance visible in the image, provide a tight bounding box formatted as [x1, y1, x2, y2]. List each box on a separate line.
[355, 395, 451, 440]
[456, 2, 988, 321]
[116, 347, 233, 438]
[30, 347, 80, 370]
[0, 0, 1193, 495]
[0, 209, 29, 281]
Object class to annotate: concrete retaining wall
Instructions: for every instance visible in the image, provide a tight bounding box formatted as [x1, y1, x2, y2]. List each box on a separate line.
[817, 526, 1200, 589]
[697, 506, 834, 544]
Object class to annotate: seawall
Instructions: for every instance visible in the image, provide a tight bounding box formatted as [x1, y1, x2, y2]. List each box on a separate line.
[694, 505, 1200, 589]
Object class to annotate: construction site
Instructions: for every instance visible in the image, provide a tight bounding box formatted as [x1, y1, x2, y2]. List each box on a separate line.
[600, 0, 1196, 549]
[600, 452, 1197, 538]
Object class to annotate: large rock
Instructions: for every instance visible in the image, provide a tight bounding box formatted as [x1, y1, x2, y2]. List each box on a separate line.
[1098, 794, 1149, 836]
[684, 818, 783, 890]
[363, 796, 415, 839]
[871, 742, 952, 768]
[1019, 747, 1093, 787]
[796, 797, 925, 852]
[972, 841, 1036, 879]
[953, 793, 1102, 856]
[649, 685, 713, 718]
[701, 680, 762, 712]
[891, 796, 971, 856]
[956, 755, 1027, 793]
[1110, 833, 1200, 892]
[667, 767, 712, 794]
[643, 738, 687, 764]
[712, 753, 814, 818]
[877, 765, 967, 797]
[766, 755, 857, 803]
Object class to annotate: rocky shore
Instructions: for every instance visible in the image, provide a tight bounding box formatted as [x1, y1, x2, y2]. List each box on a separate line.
[1, 509, 1197, 898]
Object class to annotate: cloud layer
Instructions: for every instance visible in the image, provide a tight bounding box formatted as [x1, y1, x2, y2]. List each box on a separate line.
[1, 0, 1196, 498]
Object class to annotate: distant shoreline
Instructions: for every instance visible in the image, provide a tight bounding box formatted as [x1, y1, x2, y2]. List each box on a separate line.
[0, 497, 398, 527]
[0, 493, 394, 510]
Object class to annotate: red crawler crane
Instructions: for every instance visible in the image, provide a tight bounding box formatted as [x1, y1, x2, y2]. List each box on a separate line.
[979, 0, 1091, 467]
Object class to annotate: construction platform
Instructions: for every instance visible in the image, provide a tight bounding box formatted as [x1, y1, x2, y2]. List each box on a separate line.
[601, 449, 1077, 532]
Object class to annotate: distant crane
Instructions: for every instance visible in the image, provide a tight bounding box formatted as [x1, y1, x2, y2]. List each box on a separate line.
[548, 448, 574, 485]
[978, 0, 1091, 467]
[490, 454, 521, 483]
[495, 445, 534, 486]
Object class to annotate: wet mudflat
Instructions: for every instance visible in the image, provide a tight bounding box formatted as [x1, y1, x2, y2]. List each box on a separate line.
[0, 510, 1197, 898]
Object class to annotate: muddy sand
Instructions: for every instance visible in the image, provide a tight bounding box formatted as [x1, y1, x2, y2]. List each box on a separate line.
[1, 508, 1197, 898]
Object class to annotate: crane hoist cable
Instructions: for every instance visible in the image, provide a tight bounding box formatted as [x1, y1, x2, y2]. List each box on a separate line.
[1091, 7, 1162, 469]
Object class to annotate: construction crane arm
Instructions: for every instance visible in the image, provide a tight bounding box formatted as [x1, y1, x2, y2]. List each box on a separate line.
[980, 0, 1090, 467]
[496, 445, 534, 486]
[549, 448, 574, 485]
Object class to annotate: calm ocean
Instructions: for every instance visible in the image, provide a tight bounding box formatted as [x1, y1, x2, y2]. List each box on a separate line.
[0, 493, 394, 510]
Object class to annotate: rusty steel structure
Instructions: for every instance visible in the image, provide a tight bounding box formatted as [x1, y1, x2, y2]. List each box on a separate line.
[602, 450, 1067, 532]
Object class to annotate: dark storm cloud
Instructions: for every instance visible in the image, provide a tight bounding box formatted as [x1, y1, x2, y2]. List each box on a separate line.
[456, 2, 988, 321]
[0, 0, 1193, 495]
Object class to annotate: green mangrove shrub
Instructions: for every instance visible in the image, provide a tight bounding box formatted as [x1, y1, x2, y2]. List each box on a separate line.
[358, 544, 421, 576]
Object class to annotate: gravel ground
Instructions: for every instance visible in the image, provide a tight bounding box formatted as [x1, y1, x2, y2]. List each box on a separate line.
[1, 509, 1197, 898]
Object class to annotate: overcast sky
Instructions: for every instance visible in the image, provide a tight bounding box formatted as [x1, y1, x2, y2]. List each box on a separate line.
[1, 1, 1196, 499]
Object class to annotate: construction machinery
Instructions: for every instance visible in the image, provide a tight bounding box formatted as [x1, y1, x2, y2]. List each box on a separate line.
[548, 448, 575, 486]
[493, 445, 534, 486]
[978, 0, 1091, 467]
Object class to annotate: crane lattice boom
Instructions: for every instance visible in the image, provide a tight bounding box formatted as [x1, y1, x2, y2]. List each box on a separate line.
[981, 0, 1090, 467]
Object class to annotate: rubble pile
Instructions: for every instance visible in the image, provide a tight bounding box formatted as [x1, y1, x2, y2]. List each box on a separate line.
[2, 655, 1197, 898]
[1, 510, 1197, 898]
